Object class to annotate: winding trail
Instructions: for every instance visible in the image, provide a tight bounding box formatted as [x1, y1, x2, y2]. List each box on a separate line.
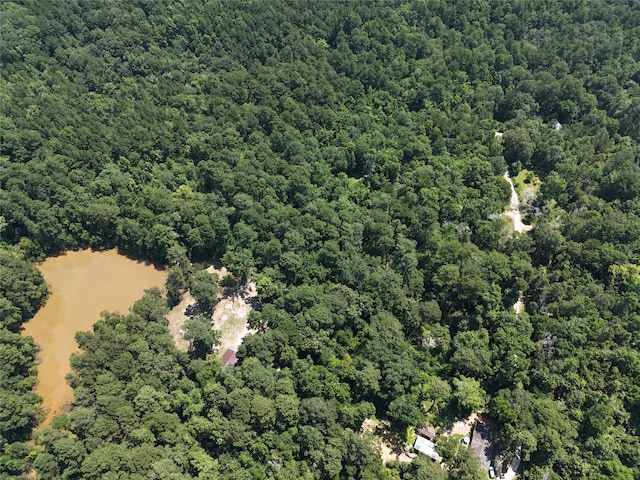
[503, 171, 533, 234]
[503, 170, 531, 319]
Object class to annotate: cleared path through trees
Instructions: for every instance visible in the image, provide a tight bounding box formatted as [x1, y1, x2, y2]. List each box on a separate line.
[502, 171, 527, 477]
[503, 170, 532, 316]
[503, 171, 533, 235]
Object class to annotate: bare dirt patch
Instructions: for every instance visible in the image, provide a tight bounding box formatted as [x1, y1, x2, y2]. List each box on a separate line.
[166, 291, 194, 352]
[503, 170, 532, 315]
[513, 298, 525, 315]
[212, 282, 258, 353]
[503, 171, 533, 234]
[207, 263, 259, 352]
[362, 418, 413, 465]
[443, 412, 478, 438]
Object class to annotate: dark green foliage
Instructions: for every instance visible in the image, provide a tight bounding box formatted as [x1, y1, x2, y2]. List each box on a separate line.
[188, 270, 220, 314]
[0, 249, 45, 474]
[2, 0, 640, 478]
[183, 315, 219, 359]
[0, 251, 48, 330]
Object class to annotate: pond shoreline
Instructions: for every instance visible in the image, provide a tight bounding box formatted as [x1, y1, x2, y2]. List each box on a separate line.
[21, 249, 167, 426]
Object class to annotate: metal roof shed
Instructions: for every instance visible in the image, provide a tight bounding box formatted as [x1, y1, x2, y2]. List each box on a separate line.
[414, 435, 440, 461]
[221, 348, 238, 366]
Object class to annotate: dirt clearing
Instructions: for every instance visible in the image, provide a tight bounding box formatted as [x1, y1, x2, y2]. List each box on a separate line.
[503, 171, 533, 234]
[361, 418, 413, 464]
[212, 280, 258, 353]
[444, 412, 478, 438]
[166, 264, 258, 354]
[166, 291, 194, 351]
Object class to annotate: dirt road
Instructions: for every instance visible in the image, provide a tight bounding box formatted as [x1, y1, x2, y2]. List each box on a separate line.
[503, 171, 533, 234]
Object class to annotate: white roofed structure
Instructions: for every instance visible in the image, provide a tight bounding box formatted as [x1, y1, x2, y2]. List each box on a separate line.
[414, 435, 440, 461]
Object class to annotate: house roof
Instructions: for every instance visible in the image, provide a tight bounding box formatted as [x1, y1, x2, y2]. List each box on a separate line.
[414, 435, 440, 461]
[418, 426, 436, 440]
[221, 348, 238, 366]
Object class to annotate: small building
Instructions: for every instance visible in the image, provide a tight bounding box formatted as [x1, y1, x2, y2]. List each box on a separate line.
[414, 435, 440, 461]
[418, 426, 437, 441]
[221, 348, 238, 366]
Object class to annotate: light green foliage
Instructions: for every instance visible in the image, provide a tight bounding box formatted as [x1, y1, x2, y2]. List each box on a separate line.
[422, 375, 451, 414]
[453, 377, 486, 414]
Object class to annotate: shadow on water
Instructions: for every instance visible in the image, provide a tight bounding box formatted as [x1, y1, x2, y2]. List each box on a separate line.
[42, 246, 166, 271]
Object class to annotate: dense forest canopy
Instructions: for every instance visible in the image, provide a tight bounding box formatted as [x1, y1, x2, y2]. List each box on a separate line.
[2, 0, 640, 478]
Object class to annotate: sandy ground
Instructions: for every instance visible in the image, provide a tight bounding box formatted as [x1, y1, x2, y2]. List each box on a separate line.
[166, 291, 194, 351]
[503, 171, 533, 234]
[166, 264, 258, 354]
[362, 418, 413, 464]
[513, 298, 525, 315]
[504, 170, 532, 317]
[212, 281, 258, 353]
[444, 412, 478, 438]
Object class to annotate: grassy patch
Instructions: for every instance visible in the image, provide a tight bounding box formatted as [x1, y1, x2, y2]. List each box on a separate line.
[513, 168, 541, 196]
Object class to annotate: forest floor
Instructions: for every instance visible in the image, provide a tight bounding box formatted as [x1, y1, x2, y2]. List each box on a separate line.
[166, 264, 258, 353]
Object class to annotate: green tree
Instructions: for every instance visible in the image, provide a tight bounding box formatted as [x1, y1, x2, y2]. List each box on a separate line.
[189, 270, 220, 314]
[0, 250, 48, 330]
[183, 315, 219, 360]
[422, 375, 451, 414]
[451, 329, 493, 379]
[387, 394, 424, 433]
[452, 376, 486, 415]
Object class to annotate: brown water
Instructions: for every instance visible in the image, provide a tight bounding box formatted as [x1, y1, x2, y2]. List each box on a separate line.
[21, 249, 167, 426]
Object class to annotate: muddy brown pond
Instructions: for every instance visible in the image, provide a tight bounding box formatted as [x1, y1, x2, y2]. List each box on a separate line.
[21, 250, 167, 426]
